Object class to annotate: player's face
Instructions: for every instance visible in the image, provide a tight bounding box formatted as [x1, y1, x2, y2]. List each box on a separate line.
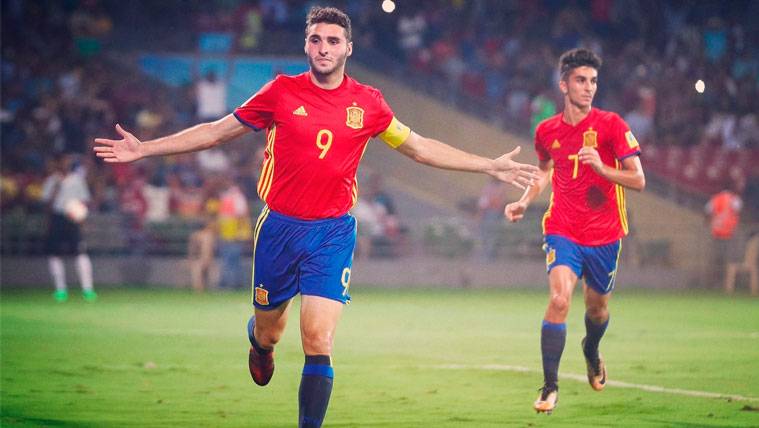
[560, 66, 597, 109]
[305, 23, 353, 78]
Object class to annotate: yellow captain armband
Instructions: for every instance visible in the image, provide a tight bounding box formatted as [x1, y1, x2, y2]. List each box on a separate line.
[378, 117, 411, 149]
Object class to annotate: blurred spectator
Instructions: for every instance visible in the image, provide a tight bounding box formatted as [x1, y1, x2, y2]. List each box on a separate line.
[143, 174, 170, 223]
[236, 4, 263, 52]
[216, 176, 251, 290]
[397, 11, 426, 60]
[119, 171, 148, 255]
[705, 180, 744, 287]
[188, 212, 218, 293]
[530, 89, 557, 136]
[41, 155, 96, 302]
[624, 88, 656, 145]
[476, 176, 508, 261]
[195, 71, 227, 121]
[352, 173, 402, 259]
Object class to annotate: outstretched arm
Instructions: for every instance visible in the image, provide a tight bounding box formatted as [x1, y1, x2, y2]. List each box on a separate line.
[578, 147, 645, 191]
[394, 131, 540, 189]
[93, 114, 249, 163]
[504, 159, 553, 222]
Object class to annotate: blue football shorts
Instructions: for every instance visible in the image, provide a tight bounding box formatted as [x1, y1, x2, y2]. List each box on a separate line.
[543, 234, 622, 295]
[250, 207, 356, 310]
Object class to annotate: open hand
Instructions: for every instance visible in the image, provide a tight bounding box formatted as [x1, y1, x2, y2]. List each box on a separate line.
[491, 146, 540, 189]
[93, 124, 143, 163]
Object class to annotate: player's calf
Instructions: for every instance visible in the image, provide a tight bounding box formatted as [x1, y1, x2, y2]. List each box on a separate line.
[247, 316, 275, 386]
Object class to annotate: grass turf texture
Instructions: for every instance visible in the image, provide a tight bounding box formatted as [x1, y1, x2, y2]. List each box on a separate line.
[2, 287, 758, 427]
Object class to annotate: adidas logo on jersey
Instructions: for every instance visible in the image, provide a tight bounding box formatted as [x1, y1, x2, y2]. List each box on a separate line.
[293, 106, 308, 116]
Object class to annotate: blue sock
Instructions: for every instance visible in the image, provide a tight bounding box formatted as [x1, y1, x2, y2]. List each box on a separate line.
[583, 314, 609, 361]
[541, 320, 566, 388]
[247, 316, 271, 354]
[299, 355, 333, 428]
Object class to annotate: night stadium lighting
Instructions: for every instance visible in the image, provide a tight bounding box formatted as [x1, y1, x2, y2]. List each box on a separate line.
[382, 0, 396, 13]
[695, 79, 705, 93]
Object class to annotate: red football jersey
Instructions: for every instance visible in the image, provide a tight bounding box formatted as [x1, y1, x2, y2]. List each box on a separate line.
[535, 108, 641, 245]
[234, 72, 396, 219]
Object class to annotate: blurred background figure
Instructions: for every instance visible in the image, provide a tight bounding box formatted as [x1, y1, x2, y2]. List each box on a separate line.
[705, 178, 744, 287]
[476, 176, 508, 261]
[351, 171, 403, 259]
[188, 208, 218, 293]
[195, 71, 227, 122]
[41, 155, 96, 302]
[216, 175, 251, 290]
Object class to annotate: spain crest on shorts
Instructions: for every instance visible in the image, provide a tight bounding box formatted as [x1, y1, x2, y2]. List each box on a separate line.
[583, 128, 598, 148]
[546, 248, 556, 267]
[254, 285, 269, 306]
[346, 104, 364, 130]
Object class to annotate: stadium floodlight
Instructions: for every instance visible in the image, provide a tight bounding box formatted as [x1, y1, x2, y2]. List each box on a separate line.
[382, 0, 396, 13]
[695, 79, 705, 94]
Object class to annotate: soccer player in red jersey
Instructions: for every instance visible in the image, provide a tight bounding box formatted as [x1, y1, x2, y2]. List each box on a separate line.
[505, 48, 646, 414]
[94, 7, 538, 427]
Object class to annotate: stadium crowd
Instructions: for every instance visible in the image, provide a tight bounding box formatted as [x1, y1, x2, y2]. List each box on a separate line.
[2, 0, 757, 257]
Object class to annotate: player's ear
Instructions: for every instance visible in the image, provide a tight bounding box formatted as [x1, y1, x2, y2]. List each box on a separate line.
[304, 38, 308, 55]
[559, 78, 568, 95]
[346, 41, 353, 57]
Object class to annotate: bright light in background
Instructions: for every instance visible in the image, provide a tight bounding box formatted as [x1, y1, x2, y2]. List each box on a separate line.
[381, 0, 396, 13]
[695, 79, 705, 93]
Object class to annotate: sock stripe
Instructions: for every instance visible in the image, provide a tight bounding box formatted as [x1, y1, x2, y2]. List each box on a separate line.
[542, 320, 566, 331]
[303, 364, 334, 379]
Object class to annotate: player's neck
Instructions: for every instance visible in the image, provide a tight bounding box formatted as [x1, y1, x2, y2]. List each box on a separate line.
[309, 70, 345, 90]
[562, 103, 592, 126]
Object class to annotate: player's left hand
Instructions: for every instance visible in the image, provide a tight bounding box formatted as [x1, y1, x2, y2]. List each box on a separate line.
[578, 147, 604, 173]
[491, 147, 540, 190]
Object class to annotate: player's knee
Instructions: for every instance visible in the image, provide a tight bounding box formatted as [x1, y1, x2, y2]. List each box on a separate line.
[301, 329, 334, 355]
[586, 306, 608, 322]
[548, 294, 571, 315]
[257, 329, 284, 348]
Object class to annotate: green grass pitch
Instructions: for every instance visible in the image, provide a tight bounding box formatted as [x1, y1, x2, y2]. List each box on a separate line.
[2, 287, 758, 427]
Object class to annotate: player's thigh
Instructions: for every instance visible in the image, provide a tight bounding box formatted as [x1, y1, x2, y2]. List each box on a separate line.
[251, 209, 300, 309]
[581, 239, 621, 295]
[300, 294, 344, 355]
[299, 214, 356, 305]
[544, 235, 582, 297]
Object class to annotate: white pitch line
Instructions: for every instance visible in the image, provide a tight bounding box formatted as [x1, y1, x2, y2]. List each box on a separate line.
[432, 364, 759, 403]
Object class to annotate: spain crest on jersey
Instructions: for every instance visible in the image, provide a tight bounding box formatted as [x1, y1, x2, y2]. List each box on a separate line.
[346, 104, 364, 130]
[254, 285, 269, 305]
[583, 128, 598, 148]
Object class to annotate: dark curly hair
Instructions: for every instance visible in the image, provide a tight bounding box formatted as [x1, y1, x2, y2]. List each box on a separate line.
[559, 48, 602, 79]
[305, 6, 352, 42]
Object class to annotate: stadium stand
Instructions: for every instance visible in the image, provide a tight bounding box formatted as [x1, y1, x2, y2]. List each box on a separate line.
[1, 0, 756, 288]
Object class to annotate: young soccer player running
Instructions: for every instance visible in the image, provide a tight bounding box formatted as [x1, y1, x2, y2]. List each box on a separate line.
[504, 48, 645, 414]
[94, 7, 538, 427]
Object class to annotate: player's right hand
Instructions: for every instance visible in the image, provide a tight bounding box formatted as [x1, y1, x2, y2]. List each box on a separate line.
[93, 124, 143, 163]
[504, 201, 527, 223]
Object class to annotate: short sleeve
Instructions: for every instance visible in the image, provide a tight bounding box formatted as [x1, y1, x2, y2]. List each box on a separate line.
[610, 114, 641, 160]
[534, 124, 551, 162]
[371, 90, 395, 138]
[233, 78, 280, 131]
